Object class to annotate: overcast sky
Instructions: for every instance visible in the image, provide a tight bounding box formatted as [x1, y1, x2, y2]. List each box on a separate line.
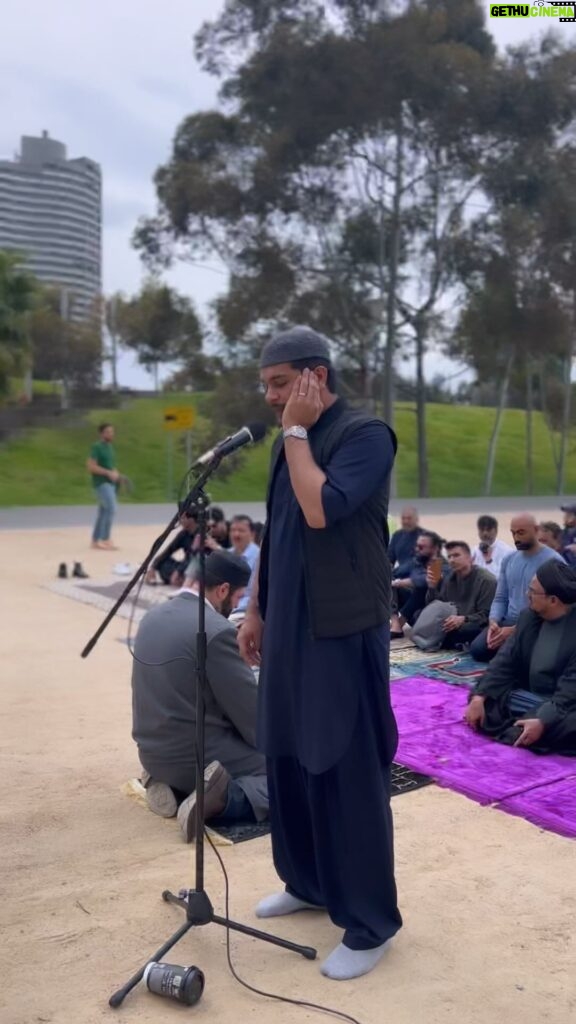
[0, 3, 562, 387]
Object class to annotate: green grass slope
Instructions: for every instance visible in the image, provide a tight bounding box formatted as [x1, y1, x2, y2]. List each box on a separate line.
[0, 396, 573, 506]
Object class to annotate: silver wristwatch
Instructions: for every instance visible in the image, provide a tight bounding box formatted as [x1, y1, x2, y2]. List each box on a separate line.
[283, 425, 308, 441]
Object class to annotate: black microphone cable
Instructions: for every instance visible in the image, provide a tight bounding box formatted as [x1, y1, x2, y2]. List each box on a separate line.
[205, 829, 370, 1024]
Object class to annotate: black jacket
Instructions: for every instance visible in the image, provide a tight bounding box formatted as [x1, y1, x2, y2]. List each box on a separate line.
[474, 607, 576, 728]
[258, 399, 397, 639]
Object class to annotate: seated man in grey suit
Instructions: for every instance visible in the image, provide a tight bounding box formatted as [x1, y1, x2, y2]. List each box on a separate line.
[132, 550, 268, 842]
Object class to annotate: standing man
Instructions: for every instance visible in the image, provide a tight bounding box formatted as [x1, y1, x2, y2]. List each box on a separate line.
[86, 423, 120, 550]
[471, 515, 513, 579]
[238, 326, 402, 981]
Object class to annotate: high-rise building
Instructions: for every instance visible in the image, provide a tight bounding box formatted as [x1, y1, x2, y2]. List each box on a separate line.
[0, 131, 101, 321]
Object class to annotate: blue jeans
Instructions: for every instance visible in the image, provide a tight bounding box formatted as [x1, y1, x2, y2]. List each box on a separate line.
[507, 689, 545, 716]
[92, 483, 116, 542]
[470, 617, 516, 662]
[209, 781, 256, 826]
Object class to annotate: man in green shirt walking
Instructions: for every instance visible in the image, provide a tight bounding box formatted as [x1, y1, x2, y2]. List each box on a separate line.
[86, 423, 120, 549]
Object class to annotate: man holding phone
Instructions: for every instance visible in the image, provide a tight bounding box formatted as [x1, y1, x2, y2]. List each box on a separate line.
[424, 541, 496, 648]
[391, 530, 448, 631]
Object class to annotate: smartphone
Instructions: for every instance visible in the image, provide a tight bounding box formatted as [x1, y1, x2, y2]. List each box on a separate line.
[429, 556, 443, 586]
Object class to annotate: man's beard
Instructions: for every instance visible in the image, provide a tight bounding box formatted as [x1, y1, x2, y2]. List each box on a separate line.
[220, 594, 234, 619]
[515, 541, 532, 550]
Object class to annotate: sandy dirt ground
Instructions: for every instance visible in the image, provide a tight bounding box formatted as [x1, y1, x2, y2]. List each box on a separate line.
[2, 509, 575, 1024]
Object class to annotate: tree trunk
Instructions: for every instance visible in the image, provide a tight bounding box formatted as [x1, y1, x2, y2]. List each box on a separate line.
[484, 352, 513, 497]
[415, 317, 428, 497]
[557, 347, 574, 496]
[381, 110, 404, 500]
[108, 295, 119, 395]
[539, 367, 561, 479]
[525, 365, 534, 496]
[382, 108, 404, 431]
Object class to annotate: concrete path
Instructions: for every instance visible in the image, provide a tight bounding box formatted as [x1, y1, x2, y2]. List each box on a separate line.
[0, 495, 569, 530]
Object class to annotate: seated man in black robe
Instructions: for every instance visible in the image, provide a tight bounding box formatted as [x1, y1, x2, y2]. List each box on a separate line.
[465, 560, 576, 754]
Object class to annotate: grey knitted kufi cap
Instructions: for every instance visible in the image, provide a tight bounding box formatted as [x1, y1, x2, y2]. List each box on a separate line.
[259, 326, 331, 369]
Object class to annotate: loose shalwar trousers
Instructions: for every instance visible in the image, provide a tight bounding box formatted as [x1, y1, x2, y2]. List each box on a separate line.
[266, 713, 402, 950]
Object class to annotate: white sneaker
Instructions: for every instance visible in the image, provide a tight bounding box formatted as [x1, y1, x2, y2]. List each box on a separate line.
[144, 779, 178, 818]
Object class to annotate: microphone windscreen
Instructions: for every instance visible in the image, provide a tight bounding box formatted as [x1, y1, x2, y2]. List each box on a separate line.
[248, 422, 267, 443]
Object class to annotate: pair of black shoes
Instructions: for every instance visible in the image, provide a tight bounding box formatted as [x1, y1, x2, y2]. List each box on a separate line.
[58, 562, 89, 579]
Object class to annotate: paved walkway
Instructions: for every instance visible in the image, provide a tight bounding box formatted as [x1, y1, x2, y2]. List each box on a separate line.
[0, 495, 568, 530]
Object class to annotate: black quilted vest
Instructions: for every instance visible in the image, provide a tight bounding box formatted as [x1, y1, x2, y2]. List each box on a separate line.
[258, 399, 397, 639]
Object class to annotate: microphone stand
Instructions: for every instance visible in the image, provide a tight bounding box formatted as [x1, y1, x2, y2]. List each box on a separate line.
[80, 457, 317, 1007]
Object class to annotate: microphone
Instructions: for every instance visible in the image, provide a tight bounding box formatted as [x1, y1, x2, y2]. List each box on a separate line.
[194, 422, 266, 467]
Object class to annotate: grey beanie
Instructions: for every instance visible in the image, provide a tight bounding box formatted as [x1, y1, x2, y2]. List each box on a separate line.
[259, 326, 331, 369]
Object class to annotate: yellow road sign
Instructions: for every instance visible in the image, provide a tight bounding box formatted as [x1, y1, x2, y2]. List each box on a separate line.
[163, 406, 196, 431]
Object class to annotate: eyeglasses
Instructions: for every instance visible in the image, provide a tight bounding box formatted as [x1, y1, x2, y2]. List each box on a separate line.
[527, 585, 548, 597]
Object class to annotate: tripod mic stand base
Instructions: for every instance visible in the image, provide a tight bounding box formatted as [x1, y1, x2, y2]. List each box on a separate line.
[108, 886, 317, 1008]
[164, 886, 317, 958]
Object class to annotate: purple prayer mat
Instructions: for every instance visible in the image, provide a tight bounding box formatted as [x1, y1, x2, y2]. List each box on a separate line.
[390, 675, 576, 838]
[391, 677, 469, 731]
[498, 776, 576, 839]
[395, 723, 574, 804]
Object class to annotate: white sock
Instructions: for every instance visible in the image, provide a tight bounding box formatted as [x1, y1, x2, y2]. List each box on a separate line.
[255, 891, 322, 918]
[320, 941, 389, 981]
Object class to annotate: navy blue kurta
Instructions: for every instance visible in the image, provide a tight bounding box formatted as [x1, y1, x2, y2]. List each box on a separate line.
[258, 421, 398, 773]
[257, 418, 402, 950]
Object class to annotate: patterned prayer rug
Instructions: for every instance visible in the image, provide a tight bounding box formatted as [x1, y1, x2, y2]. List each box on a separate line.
[390, 645, 485, 686]
[46, 575, 170, 622]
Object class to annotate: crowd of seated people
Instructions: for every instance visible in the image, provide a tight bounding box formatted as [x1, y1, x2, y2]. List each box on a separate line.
[389, 504, 576, 755]
[388, 506, 576, 652]
[146, 505, 264, 590]
[132, 498, 576, 826]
